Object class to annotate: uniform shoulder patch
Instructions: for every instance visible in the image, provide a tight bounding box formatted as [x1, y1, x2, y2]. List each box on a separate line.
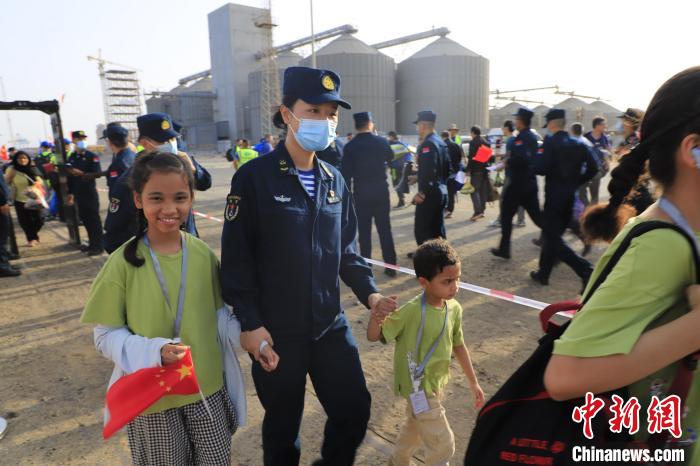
[225, 194, 241, 221]
[422, 146, 431, 153]
[109, 198, 120, 214]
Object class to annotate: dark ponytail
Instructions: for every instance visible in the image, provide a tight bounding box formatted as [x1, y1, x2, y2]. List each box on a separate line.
[123, 151, 195, 267]
[582, 66, 700, 243]
[272, 95, 299, 130]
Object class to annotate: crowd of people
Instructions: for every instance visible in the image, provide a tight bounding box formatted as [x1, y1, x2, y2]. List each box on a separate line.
[4, 63, 700, 465]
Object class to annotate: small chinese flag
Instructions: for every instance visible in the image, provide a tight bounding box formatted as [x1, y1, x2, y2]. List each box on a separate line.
[103, 348, 200, 439]
[473, 145, 493, 163]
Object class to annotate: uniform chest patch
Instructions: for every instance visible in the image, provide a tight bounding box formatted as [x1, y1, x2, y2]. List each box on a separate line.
[274, 195, 291, 203]
[327, 190, 341, 204]
[225, 194, 241, 221]
[109, 198, 120, 213]
[422, 147, 430, 153]
[515, 140, 523, 146]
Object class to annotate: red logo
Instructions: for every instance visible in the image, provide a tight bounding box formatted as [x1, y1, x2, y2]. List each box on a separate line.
[572, 392, 605, 439]
[648, 395, 682, 438]
[609, 394, 641, 435]
[515, 140, 523, 146]
[422, 146, 430, 153]
[550, 441, 565, 454]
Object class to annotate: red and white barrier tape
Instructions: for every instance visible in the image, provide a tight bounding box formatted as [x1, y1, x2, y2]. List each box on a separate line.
[363, 258, 550, 311]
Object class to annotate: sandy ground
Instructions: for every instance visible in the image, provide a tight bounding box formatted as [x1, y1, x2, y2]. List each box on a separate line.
[0, 155, 606, 465]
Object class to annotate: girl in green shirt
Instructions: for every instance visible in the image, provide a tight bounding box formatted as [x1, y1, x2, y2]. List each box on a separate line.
[545, 67, 700, 464]
[81, 153, 258, 465]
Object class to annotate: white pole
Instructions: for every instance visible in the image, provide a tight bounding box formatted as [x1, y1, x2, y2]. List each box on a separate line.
[0, 77, 15, 143]
[310, 0, 316, 68]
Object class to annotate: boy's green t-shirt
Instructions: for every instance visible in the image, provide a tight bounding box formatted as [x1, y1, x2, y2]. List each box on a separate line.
[553, 218, 700, 462]
[81, 233, 224, 414]
[381, 294, 464, 399]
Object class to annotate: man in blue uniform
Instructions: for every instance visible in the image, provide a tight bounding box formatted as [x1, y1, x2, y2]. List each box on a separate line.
[99, 123, 135, 197]
[102, 113, 211, 253]
[531, 109, 598, 286]
[221, 66, 397, 466]
[66, 130, 104, 255]
[341, 111, 397, 276]
[491, 107, 542, 259]
[412, 110, 451, 248]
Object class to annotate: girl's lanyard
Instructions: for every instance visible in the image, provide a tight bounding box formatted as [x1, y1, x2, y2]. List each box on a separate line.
[659, 197, 700, 254]
[407, 293, 449, 414]
[143, 233, 188, 339]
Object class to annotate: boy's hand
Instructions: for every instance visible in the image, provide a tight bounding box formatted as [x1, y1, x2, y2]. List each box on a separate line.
[471, 383, 485, 409]
[687, 285, 700, 310]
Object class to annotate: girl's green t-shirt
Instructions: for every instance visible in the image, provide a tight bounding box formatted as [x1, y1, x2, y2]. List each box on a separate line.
[81, 233, 224, 414]
[554, 218, 700, 462]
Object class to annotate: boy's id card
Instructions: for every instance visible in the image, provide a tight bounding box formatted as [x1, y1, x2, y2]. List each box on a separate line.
[409, 389, 430, 415]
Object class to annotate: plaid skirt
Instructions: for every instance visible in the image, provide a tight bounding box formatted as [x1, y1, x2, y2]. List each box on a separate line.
[126, 388, 237, 466]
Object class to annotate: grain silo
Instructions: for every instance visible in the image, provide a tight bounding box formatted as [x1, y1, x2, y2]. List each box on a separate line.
[396, 37, 488, 135]
[489, 102, 523, 129]
[300, 34, 395, 135]
[248, 51, 302, 140]
[532, 105, 551, 131]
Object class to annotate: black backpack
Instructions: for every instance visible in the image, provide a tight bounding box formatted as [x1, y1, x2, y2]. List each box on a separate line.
[464, 221, 700, 466]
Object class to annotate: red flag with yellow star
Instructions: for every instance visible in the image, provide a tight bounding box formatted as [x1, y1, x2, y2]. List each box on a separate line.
[103, 348, 200, 439]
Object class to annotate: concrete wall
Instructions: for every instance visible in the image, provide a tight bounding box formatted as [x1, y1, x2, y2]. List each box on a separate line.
[208, 3, 268, 140]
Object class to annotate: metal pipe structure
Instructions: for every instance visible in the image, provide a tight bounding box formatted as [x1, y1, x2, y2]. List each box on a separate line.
[370, 27, 450, 49]
[254, 24, 358, 60]
[178, 70, 212, 86]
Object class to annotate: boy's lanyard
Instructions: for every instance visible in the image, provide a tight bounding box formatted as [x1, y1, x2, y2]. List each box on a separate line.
[143, 233, 188, 338]
[659, 197, 700, 254]
[410, 293, 449, 384]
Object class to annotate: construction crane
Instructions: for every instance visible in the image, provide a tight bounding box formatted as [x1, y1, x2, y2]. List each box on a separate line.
[88, 50, 144, 141]
[255, 0, 281, 139]
[371, 27, 450, 49]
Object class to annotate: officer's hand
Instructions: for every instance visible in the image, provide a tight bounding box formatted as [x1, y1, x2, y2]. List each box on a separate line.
[241, 327, 278, 370]
[0, 204, 10, 215]
[369, 293, 398, 321]
[160, 343, 189, 366]
[412, 193, 426, 205]
[66, 194, 75, 206]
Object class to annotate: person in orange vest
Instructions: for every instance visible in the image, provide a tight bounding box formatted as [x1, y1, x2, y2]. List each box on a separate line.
[0, 145, 8, 161]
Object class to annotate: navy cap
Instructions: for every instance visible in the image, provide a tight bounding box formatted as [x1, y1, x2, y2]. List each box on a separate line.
[353, 111, 372, 126]
[101, 123, 129, 140]
[282, 66, 351, 109]
[137, 112, 179, 143]
[413, 110, 437, 124]
[71, 130, 87, 139]
[513, 107, 534, 121]
[40, 140, 52, 148]
[542, 108, 566, 128]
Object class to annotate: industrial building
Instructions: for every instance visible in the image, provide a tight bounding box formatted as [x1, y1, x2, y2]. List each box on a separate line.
[145, 2, 491, 150]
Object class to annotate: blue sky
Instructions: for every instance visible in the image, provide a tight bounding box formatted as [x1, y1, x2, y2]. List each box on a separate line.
[1, 0, 697, 144]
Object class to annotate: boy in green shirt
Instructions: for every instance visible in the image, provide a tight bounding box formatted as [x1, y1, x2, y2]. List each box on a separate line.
[368, 239, 485, 465]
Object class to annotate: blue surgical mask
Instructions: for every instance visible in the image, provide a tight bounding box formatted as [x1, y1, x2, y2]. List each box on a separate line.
[76, 140, 88, 150]
[289, 112, 337, 152]
[157, 139, 178, 155]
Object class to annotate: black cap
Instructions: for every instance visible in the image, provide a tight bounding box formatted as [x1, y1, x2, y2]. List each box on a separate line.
[282, 66, 351, 109]
[71, 130, 87, 139]
[353, 112, 372, 126]
[618, 108, 644, 122]
[413, 110, 437, 124]
[542, 108, 566, 128]
[137, 112, 180, 143]
[513, 107, 534, 121]
[100, 123, 129, 140]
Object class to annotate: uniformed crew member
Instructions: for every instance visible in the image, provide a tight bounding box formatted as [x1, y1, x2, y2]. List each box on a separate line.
[341, 111, 398, 276]
[491, 107, 542, 259]
[531, 109, 598, 286]
[441, 130, 465, 219]
[221, 66, 398, 466]
[99, 123, 135, 197]
[102, 113, 211, 253]
[412, 110, 451, 248]
[66, 130, 104, 255]
[387, 131, 413, 208]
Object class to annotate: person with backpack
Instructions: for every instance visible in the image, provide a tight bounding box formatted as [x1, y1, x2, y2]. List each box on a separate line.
[368, 239, 484, 466]
[544, 66, 700, 462]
